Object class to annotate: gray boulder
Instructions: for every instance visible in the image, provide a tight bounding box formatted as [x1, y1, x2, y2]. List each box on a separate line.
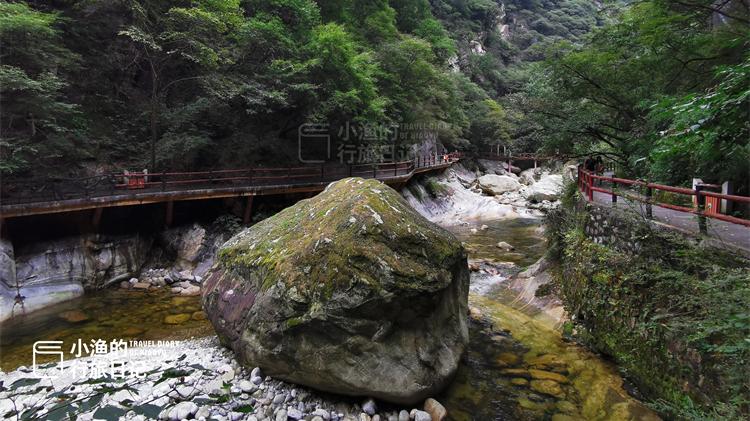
[524, 174, 563, 202]
[477, 174, 522, 196]
[202, 178, 469, 405]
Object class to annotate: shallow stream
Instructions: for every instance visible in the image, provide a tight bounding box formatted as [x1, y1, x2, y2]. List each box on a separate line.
[0, 217, 658, 420]
[439, 217, 658, 420]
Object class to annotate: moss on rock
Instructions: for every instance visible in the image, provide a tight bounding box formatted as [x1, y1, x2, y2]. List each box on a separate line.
[203, 178, 470, 405]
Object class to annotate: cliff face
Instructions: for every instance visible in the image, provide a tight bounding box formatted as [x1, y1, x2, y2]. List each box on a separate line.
[0, 234, 151, 322]
[0, 221, 234, 323]
[432, 0, 602, 94]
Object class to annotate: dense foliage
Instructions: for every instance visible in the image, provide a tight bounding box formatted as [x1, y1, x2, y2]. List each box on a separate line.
[519, 0, 749, 192]
[547, 184, 750, 419]
[0, 0, 602, 178]
[1, 0, 746, 191]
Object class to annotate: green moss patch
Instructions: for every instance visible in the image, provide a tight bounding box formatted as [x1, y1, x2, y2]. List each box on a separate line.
[545, 189, 750, 420]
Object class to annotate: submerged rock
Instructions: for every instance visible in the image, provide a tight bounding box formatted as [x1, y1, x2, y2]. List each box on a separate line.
[163, 313, 191, 324]
[530, 379, 565, 398]
[58, 309, 89, 323]
[203, 178, 469, 404]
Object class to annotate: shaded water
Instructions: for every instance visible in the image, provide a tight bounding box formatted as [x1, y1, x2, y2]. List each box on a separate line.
[0, 216, 659, 420]
[438, 217, 659, 420]
[0, 289, 212, 371]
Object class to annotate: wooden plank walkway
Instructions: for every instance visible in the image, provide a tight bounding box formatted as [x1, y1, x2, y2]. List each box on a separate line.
[0, 155, 459, 219]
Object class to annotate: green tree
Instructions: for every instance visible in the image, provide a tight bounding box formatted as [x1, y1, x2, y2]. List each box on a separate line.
[0, 1, 80, 175]
[523, 0, 749, 186]
[117, 0, 243, 170]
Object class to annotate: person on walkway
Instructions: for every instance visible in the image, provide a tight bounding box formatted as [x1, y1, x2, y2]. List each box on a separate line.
[584, 156, 595, 172]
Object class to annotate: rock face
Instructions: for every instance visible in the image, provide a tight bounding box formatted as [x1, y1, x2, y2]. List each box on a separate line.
[0, 234, 151, 322]
[203, 178, 470, 405]
[402, 165, 525, 224]
[478, 174, 522, 195]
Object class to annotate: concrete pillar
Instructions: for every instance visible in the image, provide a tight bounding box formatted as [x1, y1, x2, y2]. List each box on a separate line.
[721, 181, 733, 214]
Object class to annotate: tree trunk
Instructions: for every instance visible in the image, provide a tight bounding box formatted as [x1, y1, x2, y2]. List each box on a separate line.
[149, 62, 159, 171]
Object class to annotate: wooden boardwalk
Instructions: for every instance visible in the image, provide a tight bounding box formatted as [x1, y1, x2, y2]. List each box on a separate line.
[0, 155, 459, 220]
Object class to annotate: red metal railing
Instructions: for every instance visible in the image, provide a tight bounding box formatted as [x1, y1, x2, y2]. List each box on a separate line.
[0, 153, 461, 207]
[577, 166, 750, 230]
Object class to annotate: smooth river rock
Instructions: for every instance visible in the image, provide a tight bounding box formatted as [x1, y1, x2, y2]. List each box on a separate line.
[523, 174, 563, 202]
[203, 178, 470, 405]
[477, 174, 522, 195]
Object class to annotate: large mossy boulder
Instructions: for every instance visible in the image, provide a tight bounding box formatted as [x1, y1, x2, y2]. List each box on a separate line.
[202, 178, 469, 404]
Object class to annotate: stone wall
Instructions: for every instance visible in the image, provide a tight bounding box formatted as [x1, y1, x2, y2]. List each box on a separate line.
[580, 202, 649, 254]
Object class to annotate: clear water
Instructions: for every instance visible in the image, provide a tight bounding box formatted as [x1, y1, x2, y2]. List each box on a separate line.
[0, 216, 659, 420]
[0, 289, 212, 372]
[438, 218, 659, 420]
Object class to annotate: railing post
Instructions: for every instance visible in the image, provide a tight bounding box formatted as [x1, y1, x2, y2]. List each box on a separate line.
[645, 185, 653, 219]
[696, 184, 707, 234]
[611, 179, 617, 204]
[587, 172, 593, 201]
[161, 173, 166, 192]
[373, 164, 377, 179]
[321, 164, 324, 181]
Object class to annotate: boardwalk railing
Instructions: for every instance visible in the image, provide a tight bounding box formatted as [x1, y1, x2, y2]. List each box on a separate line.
[578, 166, 750, 230]
[0, 153, 461, 208]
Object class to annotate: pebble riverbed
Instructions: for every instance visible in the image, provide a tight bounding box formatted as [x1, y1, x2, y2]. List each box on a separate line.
[0, 336, 439, 421]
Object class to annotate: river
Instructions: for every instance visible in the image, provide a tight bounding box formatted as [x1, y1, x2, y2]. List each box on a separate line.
[0, 185, 659, 420]
[436, 218, 658, 420]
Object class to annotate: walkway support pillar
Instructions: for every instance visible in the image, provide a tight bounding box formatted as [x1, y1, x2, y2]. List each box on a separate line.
[92, 207, 104, 230]
[165, 200, 174, 227]
[243, 196, 254, 225]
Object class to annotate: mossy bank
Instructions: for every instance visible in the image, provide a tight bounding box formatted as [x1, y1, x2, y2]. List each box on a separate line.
[544, 183, 750, 420]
